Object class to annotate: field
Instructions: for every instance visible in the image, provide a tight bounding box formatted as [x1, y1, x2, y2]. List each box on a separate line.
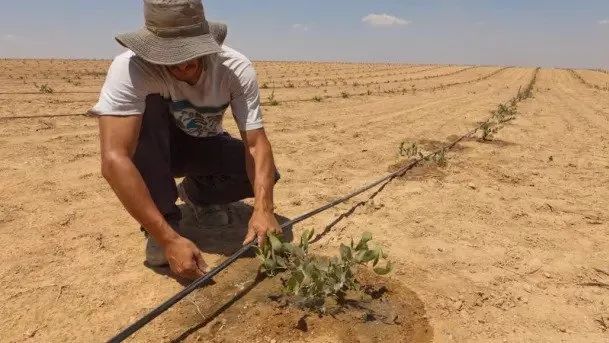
[1, 59, 608, 342]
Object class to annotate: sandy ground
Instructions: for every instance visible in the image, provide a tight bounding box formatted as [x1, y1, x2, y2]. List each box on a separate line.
[0, 59, 608, 342]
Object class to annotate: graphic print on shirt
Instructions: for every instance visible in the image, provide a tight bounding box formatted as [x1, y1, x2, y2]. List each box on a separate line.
[169, 100, 230, 137]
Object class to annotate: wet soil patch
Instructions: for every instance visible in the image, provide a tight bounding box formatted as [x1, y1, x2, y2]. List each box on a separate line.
[163, 258, 433, 343]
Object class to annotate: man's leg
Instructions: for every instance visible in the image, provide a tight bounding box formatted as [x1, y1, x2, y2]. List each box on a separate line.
[132, 94, 180, 265]
[171, 130, 279, 211]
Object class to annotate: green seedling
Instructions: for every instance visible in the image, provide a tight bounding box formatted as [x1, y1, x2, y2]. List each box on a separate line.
[480, 121, 500, 141]
[432, 148, 447, 167]
[494, 103, 517, 123]
[399, 142, 419, 158]
[36, 83, 54, 94]
[256, 230, 392, 313]
[267, 89, 280, 106]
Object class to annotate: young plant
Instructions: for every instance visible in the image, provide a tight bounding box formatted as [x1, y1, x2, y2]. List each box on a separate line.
[37, 83, 54, 94]
[312, 96, 323, 102]
[267, 89, 280, 106]
[399, 141, 419, 158]
[256, 230, 392, 313]
[432, 148, 447, 167]
[494, 103, 517, 123]
[480, 121, 499, 141]
[341, 91, 350, 99]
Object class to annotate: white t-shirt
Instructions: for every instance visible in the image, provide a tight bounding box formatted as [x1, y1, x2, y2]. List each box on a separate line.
[90, 46, 263, 137]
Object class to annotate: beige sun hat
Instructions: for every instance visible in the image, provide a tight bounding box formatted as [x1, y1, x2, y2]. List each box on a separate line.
[115, 0, 225, 65]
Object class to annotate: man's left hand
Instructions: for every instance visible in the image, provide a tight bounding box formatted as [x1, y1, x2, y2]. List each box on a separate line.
[243, 209, 281, 246]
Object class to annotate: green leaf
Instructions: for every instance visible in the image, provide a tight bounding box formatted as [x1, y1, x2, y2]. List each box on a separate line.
[316, 258, 330, 272]
[307, 229, 315, 242]
[373, 261, 393, 275]
[340, 244, 352, 261]
[373, 248, 382, 266]
[300, 230, 310, 251]
[293, 245, 305, 259]
[285, 275, 301, 293]
[276, 256, 287, 269]
[282, 242, 295, 254]
[353, 249, 365, 263]
[268, 233, 283, 252]
[360, 249, 379, 263]
[355, 232, 373, 251]
[264, 258, 277, 271]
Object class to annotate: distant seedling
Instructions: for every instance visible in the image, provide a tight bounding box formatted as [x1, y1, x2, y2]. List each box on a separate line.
[341, 91, 350, 99]
[267, 89, 280, 106]
[480, 121, 500, 141]
[494, 103, 517, 123]
[312, 96, 323, 102]
[36, 83, 54, 94]
[398, 141, 420, 158]
[432, 148, 447, 167]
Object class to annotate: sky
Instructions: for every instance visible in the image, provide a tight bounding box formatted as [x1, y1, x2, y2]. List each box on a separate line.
[1, 0, 608, 68]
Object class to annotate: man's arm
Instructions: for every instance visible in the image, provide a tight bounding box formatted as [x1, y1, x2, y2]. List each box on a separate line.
[99, 115, 207, 279]
[239, 128, 281, 245]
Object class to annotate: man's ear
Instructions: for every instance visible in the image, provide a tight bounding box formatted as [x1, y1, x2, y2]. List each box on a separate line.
[209, 22, 228, 45]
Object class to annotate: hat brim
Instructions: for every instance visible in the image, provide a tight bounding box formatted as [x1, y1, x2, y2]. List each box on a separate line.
[115, 28, 222, 66]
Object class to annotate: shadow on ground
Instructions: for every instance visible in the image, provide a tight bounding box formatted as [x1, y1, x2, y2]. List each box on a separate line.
[145, 201, 293, 285]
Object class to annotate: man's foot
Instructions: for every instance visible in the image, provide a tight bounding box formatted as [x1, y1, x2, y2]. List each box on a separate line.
[177, 182, 230, 227]
[145, 236, 168, 267]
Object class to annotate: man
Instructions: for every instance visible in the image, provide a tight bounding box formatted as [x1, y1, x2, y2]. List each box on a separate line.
[89, 0, 281, 280]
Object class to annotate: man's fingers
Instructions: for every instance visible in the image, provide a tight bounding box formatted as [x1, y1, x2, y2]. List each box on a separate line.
[257, 231, 266, 247]
[181, 260, 203, 279]
[243, 228, 256, 245]
[194, 252, 209, 274]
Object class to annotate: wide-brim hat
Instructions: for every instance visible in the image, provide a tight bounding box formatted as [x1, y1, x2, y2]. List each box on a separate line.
[115, 0, 225, 66]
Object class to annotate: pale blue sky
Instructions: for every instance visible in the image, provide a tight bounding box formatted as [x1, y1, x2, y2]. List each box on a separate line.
[1, 0, 608, 68]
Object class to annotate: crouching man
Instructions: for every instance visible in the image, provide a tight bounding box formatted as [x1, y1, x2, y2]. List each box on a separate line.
[89, 0, 281, 280]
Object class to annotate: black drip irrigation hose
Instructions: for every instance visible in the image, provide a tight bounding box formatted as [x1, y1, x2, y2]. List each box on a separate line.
[108, 69, 539, 342]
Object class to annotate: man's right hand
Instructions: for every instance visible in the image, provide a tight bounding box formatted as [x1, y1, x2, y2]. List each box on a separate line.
[163, 236, 208, 280]
[99, 115, 208, 280]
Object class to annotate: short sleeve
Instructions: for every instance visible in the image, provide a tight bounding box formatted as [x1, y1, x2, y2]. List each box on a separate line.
[89, 53, 163, 116]
[229, 63, 263, 131]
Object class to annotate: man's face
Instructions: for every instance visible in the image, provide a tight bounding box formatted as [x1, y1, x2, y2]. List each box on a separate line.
[166, 58, 203, 85]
